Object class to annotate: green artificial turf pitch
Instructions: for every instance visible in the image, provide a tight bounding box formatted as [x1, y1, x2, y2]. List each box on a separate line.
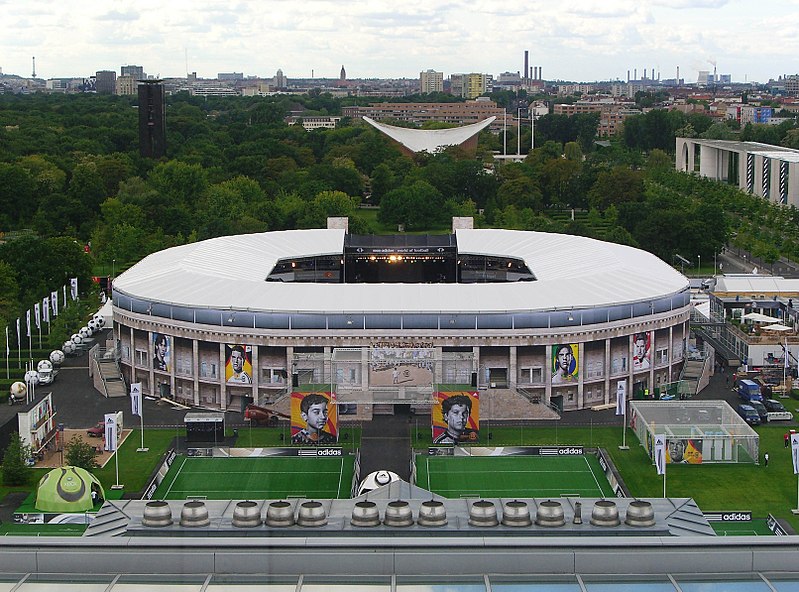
[710, 519, 774, 536]
[153, 455, 355, 500]
[416, 454, 617, 498]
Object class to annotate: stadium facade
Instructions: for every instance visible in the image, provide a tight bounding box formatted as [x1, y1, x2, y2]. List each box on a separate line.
[110, 218, 691, 415]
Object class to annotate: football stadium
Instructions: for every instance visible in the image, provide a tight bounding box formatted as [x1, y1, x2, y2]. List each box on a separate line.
[109, 217, 692, 421]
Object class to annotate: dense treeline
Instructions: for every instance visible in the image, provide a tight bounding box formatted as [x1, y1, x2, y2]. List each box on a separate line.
[1, 92, 797, 338]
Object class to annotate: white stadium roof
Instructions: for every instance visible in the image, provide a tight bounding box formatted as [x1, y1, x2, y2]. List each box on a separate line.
[362, 116, 495, 153]
[113, 229, 688, 315]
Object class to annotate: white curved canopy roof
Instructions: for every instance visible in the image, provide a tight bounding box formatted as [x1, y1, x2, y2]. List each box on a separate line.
[113, 229, 687, 315]
[363, 116, 496, 153]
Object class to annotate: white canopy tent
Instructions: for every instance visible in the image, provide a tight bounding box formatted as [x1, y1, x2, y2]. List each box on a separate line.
[742, 312, 781, 323]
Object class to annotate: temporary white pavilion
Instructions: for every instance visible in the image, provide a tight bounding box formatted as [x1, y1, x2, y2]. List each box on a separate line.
[362, 116, 496, 154]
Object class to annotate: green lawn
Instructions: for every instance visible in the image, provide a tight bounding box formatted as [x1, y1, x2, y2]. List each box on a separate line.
[416, 454, 616, 499]
[153, 455, 355, 499]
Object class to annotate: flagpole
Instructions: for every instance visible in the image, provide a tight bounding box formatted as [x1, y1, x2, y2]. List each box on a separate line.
[139, 412, 146, 452]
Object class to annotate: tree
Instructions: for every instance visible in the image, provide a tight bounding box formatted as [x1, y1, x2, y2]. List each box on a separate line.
[2, 432, 31, 486]
[378, 180, 445, 230]
[64, 434, 98, 470]
[0, 261, 19, 327]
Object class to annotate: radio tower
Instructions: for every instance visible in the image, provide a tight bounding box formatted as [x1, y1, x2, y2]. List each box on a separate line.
[31, 56, 36, 78]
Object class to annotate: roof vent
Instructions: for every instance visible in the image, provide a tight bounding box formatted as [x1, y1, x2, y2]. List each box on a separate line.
[232, 501, 262, 528]
[590, 500, 620, 527]
[179, 500, 210, 527]
[383, 500, 414, 527]
[573, 501, 583, 525]
[501, 500, 532, 527]
[265, 500, 295, 527]
[297, 501, 327, 527]
[351, 501, 381, 527]
[417, 500, 447, 527]
[142, 500, 173, 527]
[468, 500, 499, 527]
[535, 500, 565, 527]
[625, 500, 656, 527]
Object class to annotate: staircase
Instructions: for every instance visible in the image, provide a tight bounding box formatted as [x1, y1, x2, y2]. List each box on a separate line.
[680, 356, 710, 397]
[95, 350, 127, 398]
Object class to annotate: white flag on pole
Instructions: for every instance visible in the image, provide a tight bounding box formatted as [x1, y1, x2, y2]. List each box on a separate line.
[34, 303, 41, 330]
[51, 291, 59, 317]
[70, 277, 78, 301]
[792, 434, 799, 475]
[15, 318, 20, 346]
[655, 434, 666, 475]
[62, 285, 67, 307]
[104, 413, 118, 452]
[42, 296, 49, 324]
[25, 310, 30, 337]
[130, 383, 142, 417]
[5, 325, 8, 356]
[615, 381, 626, 416]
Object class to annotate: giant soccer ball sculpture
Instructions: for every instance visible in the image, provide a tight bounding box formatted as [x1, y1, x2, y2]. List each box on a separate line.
[9, 382, 27, 402]
[23, 370, 39, 386]
[87, 319, 99, 332]
[79, 326, 91, 339]
[50, 350, 65, 365]
[37, 360, 53, 373]
[70, 333, 83, 345]
[94, 315, 106, 327]
[62, 342, 76, 354]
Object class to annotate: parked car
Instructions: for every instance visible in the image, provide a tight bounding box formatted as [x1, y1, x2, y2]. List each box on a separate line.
[737, 404, 761, 426]
[86, 422, 104, 437]
[764, 399, 787, 412]
[749, 400, 769, 422]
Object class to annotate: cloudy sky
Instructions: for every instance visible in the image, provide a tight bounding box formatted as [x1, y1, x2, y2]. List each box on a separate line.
[1, 0, 797, 83]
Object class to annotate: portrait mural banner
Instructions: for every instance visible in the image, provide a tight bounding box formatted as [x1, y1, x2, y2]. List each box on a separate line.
[290, 391, 338, 445]
[369, 347, 435, 387]
[153, 333, 170, 372]
[431, 391, 479, 445]
[551, 344, 578, 384]
[225, 344, 253, 384]
[666, 438, 703, 464]
[633, 331, 652, 371]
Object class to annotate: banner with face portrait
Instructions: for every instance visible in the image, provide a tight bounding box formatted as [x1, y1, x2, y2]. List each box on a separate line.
[551, 344, 578, 384]
[225, 344, 253, 384]
[432, 391, 479, 445]
[290, 391, 338, 445]
[152, 333, 170, 372]
[666, 438, 702, 464]
[633, 332, 651, 371]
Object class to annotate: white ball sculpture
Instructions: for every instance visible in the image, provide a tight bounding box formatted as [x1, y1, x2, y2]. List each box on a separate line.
[94, 316, 106, 327]
[9, 382, 26, 400]
[50, 350, 65, 365]
[37, 360, 53, 373]
[23, 370, 39, 386]
[62, 342, 76, 354]
[79, 326, 91, 338]
[88, 319, 99, 331]
[70, 333, 83, 345]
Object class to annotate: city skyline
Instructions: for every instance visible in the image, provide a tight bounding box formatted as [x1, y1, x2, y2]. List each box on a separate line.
[1, 0, 798, 83]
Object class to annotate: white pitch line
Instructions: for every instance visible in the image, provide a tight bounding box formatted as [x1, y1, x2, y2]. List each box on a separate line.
[163, 456, 187, 498]
[583, 456, 605, 496]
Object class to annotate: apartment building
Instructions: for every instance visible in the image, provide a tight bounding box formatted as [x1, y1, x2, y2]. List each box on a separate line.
[342, 99, 505, 130]
[420, 70, 443, 94]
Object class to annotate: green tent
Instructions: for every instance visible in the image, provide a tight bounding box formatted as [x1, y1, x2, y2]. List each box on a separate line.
[35, 466, 104, 513]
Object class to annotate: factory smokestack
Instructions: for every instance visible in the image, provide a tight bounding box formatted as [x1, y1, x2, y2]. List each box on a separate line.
[524, 51, 529, 82]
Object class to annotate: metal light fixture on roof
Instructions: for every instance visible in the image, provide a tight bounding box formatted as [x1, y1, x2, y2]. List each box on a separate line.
[567, 312, 574, 322]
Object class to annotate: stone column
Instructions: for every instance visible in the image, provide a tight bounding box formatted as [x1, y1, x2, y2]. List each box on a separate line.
[192, 339, 200, 406]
